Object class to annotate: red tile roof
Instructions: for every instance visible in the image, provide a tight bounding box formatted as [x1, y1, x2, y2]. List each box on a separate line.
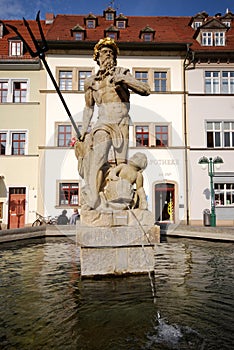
[45, 14, 234, 52]
[0, 19, 50, 59]
[1, 13, 234, 59]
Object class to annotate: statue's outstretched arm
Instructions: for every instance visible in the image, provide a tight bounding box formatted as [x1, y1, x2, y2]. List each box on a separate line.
[113, 70, 151, 96]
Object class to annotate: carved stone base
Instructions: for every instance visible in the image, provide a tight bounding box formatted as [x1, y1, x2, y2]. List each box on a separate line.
[80, 208, 155, 227]
[76, 212, 160, 277]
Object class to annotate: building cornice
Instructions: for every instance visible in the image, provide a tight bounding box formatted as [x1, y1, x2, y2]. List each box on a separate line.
[0, 59, 41, 70]
[45, 40, 191, 56]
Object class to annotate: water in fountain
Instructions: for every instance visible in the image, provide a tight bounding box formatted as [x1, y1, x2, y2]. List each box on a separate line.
[0, 237, 233, 349]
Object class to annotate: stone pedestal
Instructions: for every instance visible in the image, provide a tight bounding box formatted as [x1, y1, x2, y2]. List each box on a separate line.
[76, 209, 160, 277]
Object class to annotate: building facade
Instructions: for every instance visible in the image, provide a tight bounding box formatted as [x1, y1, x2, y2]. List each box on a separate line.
[0, 19, 49, 228]
[1, 8, 234, 227]
[187, 11, 234, 225]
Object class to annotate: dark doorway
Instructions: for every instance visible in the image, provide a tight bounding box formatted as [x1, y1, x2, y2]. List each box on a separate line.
[155, 183, 175, 222]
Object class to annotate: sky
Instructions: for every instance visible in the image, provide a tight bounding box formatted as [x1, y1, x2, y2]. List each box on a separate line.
[0, 0, 233, 20]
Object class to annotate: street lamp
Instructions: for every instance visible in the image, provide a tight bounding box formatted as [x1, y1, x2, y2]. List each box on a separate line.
[198, 156, 224, 227]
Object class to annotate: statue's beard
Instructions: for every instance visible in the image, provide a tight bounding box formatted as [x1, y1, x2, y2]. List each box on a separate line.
[99, 57, 115, 72]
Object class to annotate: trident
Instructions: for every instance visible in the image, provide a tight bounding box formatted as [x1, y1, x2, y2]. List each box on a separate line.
[3, 11, 81, 138]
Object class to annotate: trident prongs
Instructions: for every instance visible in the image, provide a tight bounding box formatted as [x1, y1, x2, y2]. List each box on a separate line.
[36, 11, 48, 52]
[3, 11, 80, 138]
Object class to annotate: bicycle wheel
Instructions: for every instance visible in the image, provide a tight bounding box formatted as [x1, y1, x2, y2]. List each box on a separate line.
[32, 219, 42, 227]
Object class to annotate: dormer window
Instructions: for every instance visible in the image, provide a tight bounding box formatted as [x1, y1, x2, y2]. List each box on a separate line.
[116, 21, 125, 29]
[223, 21, 231, 27]
[0, 23, 3, 39]
[189, 11, 208, 30]
[195, 17, 228, 47]
[192, 21, 202, 29]
[215, 32, 225, 46]
[105, 25, 119, 40]
[140, 25, 155, 42]
[115, 14, 128, 29]
[71, 24, 86, 40]
[201, 31, 225, 46]
[87, 20, 95, 29]
[106, 13, 114, 21]
[143, 33, 153, 42]
[202, 32, 212, 46]
[75, 32, 84, 41]
[84, 13, 97, 29]
[103, 7, 116, 21]
[220, 10, 233, 28]
[9, 40, 23, 56]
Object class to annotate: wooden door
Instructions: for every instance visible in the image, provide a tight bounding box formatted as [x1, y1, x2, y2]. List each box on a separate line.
[8, 188, 26, 229]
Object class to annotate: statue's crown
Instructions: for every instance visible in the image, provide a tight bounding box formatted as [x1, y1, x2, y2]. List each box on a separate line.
[93, 37, 119, 61]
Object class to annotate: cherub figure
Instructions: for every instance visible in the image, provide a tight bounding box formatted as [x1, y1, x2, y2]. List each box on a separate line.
[102, 152, 148, 210]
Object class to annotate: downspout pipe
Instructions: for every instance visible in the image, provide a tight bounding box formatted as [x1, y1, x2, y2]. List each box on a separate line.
[183, 44, 195, 225]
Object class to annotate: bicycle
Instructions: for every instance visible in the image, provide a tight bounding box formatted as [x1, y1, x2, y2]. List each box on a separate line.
[32, 212, 57, 226]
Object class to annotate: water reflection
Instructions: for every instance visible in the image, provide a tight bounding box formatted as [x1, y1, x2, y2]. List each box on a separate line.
[0, 238, 233, 349]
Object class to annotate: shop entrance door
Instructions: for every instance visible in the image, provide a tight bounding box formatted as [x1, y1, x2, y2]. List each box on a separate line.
[155, 183, 175, 222]
[8, 187, 26, 229]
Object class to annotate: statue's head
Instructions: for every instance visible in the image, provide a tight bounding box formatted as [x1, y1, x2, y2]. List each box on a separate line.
[129, 152, 148, 171]
[93, 37, 119, 66]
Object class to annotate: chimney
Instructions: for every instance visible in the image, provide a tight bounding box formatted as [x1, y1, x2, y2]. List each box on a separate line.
[45, 13, 55, 24]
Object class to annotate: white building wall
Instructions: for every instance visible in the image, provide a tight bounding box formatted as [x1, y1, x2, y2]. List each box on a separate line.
[42, 54, 186, 223]
[188, 64, 234, 225]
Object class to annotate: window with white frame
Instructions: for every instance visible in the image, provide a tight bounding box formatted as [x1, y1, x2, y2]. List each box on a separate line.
[143, 33, 153, 42]
[11, 132, 26, 155]
[206, 121, 234, 148]
[58, 182, 79, 206]
[0, 130, 28, 155]
[154, 72, 167, 92]
[192, 21, 202, 29]
[116, 20, 125, 29]
[0, 23, 3, 39]
[205, 71, 234, 94]
[57, 124, 72, 147]
[0, 132, 6, 155]
[214, 32, 225, 46]
[223, 122, 234, 147]
[78, 71, 92, 91]
[0, 79, 28, 103]
[134, 123, 170, 147]
[106, 12, 114, 21]
[9, 40, 23, 56]
[205, 71, 220, 93]
[0, 82, 8, 103]
[59, 71, 73, 91]
[201, 31, 225, 46]
[86, 20, 95, 28]
[222, 21, 231, 28]
[215, 183, 234, 206]
[221, 71, 234, 93]
[202, 32, 212, 46]
[13, 82, 27, 102]
[105, 32, 117, 40]
[74, 32, 83, 41]
[0, 80, 28, 103]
